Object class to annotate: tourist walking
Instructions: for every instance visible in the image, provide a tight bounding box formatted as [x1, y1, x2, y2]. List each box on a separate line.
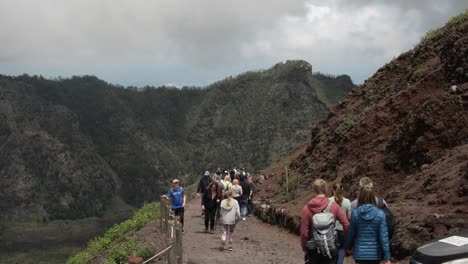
[351, 177, 395, 239]
[247, 176, 255, 216]
[300, 179, 349, 264]
[220, 190, 241, 251]
[231, 179, 243, 204]
[239, 176, 250, 220]
[163, 179, 186, 232]
[223, 175, 232, 198]
[329, 183, 351, 264]
[345, 186, 391, 264]
[202, 182, 221, 233]
[197, 170, 212, 216]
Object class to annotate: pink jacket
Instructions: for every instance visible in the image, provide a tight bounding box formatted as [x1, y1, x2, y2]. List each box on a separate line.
[300, 196, 349, 252]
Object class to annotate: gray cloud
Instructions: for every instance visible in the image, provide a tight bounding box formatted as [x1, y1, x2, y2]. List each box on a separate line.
[0, 0, 466, 85]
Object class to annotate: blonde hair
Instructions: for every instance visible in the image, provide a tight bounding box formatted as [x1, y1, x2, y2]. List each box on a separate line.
[233, 179, 239, 185]
[224, 175, 231, 182]
[313, 179, 327, 195]
[226, 190, 233, 207]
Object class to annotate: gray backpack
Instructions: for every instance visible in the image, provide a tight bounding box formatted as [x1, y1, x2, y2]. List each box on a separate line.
[307, 201, 337, 259]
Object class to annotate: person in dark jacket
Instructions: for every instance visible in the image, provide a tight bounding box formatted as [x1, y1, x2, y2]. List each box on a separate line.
[197, 170, 212, 216]
[202, 182, 221, 233]
[301, 179, 349, 264]
[345, 186, 391, 264]
[239, 176, 250, 220]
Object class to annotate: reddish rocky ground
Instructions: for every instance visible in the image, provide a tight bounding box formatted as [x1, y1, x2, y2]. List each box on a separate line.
[254, 11, 468, 260]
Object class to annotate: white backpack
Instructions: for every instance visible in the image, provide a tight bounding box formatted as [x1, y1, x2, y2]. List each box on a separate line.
[307, 201, 337, 259]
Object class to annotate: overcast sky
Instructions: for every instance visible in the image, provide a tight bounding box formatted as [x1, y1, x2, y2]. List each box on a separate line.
[0, 0, 466, 87]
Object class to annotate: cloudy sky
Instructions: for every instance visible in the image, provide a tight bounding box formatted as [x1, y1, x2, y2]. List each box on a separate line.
[0, 0, 466, 87]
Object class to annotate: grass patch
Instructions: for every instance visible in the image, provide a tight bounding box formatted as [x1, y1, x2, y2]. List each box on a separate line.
[421, 9, 468, 45]
[66, 202, 160, 264]
[338, 118, 356, 135]
[411, 66, 428, 81]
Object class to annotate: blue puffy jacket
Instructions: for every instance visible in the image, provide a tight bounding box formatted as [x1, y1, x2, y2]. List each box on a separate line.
[345, 204, 391, 261]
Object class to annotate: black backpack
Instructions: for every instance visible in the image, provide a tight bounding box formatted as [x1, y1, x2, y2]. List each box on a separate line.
[377, 197, 395, 239]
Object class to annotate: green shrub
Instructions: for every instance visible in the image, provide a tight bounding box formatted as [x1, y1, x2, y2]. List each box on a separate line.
[282, 175, 298, 193]
[67, 202, 159, 264]
[136, 247, 154, 260]
[338, 118, 356, 135]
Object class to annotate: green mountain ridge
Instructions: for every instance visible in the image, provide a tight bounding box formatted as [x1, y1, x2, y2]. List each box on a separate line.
[0, 60, 354, 222]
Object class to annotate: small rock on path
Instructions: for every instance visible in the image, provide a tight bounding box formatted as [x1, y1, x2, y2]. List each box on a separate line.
[182, 197, 304, 264]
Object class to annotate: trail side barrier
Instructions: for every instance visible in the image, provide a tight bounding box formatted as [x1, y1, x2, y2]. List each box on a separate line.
[138, 197, 182, 264]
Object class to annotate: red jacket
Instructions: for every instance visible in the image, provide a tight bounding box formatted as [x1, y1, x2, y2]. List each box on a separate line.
[300, 196, 349, 252]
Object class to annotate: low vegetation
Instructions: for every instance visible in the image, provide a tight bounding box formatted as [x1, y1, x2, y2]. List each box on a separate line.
[67, 202, 159, 264]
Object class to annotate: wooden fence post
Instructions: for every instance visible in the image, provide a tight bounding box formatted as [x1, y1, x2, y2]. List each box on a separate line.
[160, 197, 164, 229]
[175, 225, 183, 264]
[166, 218, 177, 264]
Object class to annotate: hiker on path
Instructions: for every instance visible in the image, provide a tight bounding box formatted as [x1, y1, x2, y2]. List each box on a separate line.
[300, 179, 349, 264]
[215, 175, 225, 222]
[231, 179, 243, 204]
[345, 186, 391, 264]
[202, 182, 221, 233]
[247, 176, 255, 216]
[197, 170, 212, 216]
[351, 177, 388, 210]
[223, 175, 232, 197]
[163, 179, 186, 232]
[351, 177, 395, 239]
[329, 183, 351, 264]
[220, 190, 241, 251]
[239, 176, 250, 220]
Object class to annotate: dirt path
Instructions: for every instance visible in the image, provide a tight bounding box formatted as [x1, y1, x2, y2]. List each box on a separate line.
[182, 197, 304, 264]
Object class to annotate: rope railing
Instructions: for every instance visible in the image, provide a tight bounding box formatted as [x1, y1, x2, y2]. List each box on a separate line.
[142, 245, 173, 264]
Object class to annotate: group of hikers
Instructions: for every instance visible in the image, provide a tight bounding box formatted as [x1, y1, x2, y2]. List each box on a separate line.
[163, 171, 394, 264]
[197, 168, 255, 251]
[163, 168, 255, 251]
[301, 177, 394, 264]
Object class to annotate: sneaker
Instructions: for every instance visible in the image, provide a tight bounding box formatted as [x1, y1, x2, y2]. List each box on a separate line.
[228, 246, 233, 251]
[242, 217, 246, 221]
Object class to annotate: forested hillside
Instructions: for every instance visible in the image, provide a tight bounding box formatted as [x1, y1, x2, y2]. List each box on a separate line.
[0, 60, 354, 221]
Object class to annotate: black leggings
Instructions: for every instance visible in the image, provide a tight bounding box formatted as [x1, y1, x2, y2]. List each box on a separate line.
[204, 207, 216, 230]
[174, 207, 184, 228]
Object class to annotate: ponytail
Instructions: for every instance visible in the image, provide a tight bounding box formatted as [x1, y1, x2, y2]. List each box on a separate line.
[333, 182, 344, 206]
[226, 190, 233, 207]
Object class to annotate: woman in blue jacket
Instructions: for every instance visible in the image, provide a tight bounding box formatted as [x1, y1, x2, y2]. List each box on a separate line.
[345, 186, 391, 264]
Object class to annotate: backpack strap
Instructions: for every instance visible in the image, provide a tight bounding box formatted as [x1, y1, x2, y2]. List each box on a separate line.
[324, 201, 333, 213]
